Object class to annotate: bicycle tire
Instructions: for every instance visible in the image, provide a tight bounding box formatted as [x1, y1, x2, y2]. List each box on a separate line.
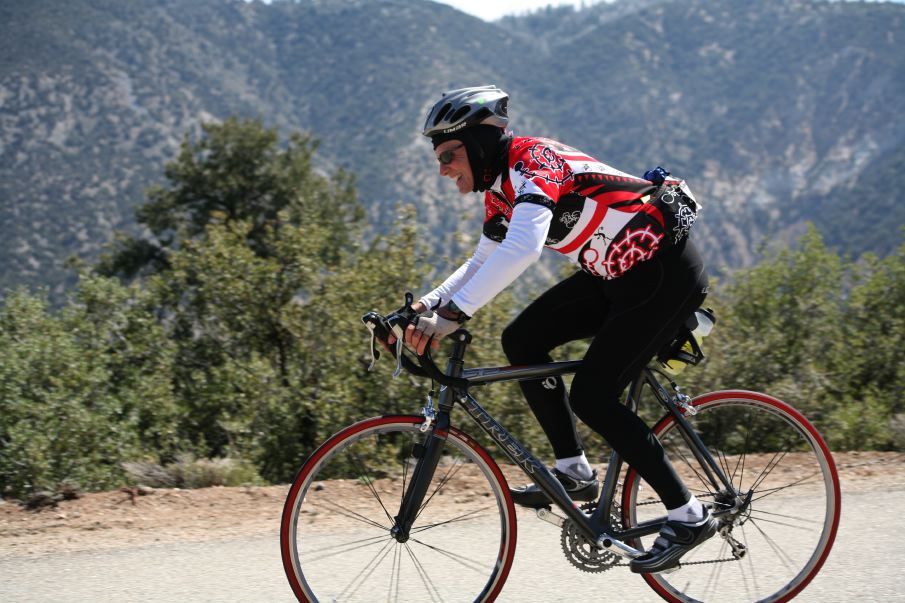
[281, 415, 517, 602]
[621, 390, 841, 603]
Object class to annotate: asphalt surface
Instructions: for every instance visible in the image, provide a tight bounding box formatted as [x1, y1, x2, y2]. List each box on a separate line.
[1, 488, 903, 602]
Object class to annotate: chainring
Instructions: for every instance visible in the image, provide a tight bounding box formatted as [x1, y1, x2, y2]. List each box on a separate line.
[560, 502, 624, 573]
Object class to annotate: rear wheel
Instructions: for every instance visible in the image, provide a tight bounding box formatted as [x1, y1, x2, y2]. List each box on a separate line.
[281, 415, 517, 602]
[622, 390, 841, 603]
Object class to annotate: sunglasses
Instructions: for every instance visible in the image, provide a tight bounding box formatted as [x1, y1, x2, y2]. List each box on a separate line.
[436, 143, 464, 165]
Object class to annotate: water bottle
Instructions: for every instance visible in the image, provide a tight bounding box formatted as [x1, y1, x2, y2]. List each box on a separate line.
[692, 308, 714, 340]
[661, 309, 715, 375]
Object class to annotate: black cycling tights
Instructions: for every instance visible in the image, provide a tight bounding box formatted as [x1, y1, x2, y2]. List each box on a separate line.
[501, 239, 708, 509]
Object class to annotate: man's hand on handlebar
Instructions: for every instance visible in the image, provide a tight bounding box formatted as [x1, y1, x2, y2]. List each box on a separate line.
[362, 294, 472, 390]
[383, 300, 442, 356]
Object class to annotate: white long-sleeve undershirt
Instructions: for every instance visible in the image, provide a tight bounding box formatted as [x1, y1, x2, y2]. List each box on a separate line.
[420, 201, 553, 317]
[419, 234, 499, 311]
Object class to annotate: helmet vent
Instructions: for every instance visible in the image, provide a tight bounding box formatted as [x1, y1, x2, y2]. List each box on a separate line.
[433, 103, 452, 126]
[473, 107, 491, 123]
[450, 105, 471, 124]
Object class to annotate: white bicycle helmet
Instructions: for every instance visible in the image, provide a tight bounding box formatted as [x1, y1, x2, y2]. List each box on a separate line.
[423, 86, 509, 138]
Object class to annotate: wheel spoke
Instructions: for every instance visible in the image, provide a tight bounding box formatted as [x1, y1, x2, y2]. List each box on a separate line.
[336, 538, 396, 601]
[748, 516, 798, 572]
[750, 469, 825, 503]
[409, 536, 495, 575]
[745, 515, 818, 532]
[416, 456, 466, 520]
[749, 507, 823, 525]
[300, 533, 391, 564]
[732, 408, 755, 492]
[403, 542, 444, 603]
[742, 522, 762, 597]
[411, 504, 498, 534]
[310, 498, 390, 531]
[749, 441, 797, 493]
[348, 450, 395, 525]
[717, 449, 733, 489]
[388, 544, 400, 603]
[736, 530, 754, 601]
[668, 439, 717, 494]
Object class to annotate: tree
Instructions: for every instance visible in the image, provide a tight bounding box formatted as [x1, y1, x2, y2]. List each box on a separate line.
[0, 278, 179, 498]
[827, 241, 905, 449]
[93, 118, 456, 481]
[101, 118, 364, 465]
[681, 227, 844, 417]
[682, 226, 905, 451]
[97, 116, 362, 279]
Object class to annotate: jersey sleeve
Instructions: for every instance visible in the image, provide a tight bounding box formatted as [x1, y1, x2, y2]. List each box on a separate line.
[450, 203, 552, 317]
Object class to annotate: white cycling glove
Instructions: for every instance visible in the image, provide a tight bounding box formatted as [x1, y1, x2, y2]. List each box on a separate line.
[413, 313, 460, 342]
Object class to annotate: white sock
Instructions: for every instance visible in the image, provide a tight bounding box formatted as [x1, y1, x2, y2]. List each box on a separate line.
[555, 453, 594, 480]
[667, 495, 706, 524]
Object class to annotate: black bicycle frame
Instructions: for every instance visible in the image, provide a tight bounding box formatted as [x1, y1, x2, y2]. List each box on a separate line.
[391, 332, 738, 547]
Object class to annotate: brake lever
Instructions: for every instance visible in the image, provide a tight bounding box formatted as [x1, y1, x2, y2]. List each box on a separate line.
[367, 330, 380, 371]
[361, 312, 388, 371]
[387, 292, 418, 378]
[393, 337, 404, 378]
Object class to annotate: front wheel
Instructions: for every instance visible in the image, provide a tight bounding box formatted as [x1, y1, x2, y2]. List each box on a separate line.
[281, 415, 517, 602]
[622, 390, 841, 603]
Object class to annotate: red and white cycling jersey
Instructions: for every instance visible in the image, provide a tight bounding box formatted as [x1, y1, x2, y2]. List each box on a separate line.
[421, 136, 699, 317]
[483, 136, 699, 280]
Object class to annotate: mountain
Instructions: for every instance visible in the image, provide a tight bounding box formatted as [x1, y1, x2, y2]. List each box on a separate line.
[1, 0, 903, 296]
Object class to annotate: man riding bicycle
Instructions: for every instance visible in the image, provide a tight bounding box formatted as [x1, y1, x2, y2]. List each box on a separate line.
[394, 85, 716, 574]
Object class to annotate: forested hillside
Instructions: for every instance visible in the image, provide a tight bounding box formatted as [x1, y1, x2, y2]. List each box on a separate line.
[1, 119, 902, 498]
[1, 0, 903, 296]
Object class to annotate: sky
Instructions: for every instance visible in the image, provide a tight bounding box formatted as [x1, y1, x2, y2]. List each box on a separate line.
[433, 0, 905, 20]
[432, 0, 607, 21]
[246, 1, 903, 23]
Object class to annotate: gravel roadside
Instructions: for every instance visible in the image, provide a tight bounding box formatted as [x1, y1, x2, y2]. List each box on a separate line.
[1, 451, 902, 559]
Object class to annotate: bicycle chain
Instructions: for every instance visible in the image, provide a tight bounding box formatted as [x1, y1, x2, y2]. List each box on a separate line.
[678, 556, 741, 566]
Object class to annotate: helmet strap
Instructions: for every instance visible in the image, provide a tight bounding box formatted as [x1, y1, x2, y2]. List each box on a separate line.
[464, 126, 509, 192]
[431, 126, 510, 193]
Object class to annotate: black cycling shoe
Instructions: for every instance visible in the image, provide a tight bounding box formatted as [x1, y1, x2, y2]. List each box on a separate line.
[629, 508, 718, 574]
[509, 468, 598, 509]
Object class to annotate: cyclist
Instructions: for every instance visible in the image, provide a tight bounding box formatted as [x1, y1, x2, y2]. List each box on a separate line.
[396, 85, 715, 574]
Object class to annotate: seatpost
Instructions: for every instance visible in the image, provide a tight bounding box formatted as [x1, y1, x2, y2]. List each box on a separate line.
[391, 329, 471, 542]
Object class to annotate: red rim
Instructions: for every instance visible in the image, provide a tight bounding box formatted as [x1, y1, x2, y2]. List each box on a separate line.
[621, 390, 841, 603]
[279, 415, 518, 602]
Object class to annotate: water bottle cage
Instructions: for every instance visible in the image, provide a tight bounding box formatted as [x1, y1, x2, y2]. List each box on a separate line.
[655, 307, 715, 370]
[656, 328, 705, 367]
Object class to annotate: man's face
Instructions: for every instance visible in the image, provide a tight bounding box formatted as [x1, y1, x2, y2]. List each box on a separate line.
[434, 140, 472, 194]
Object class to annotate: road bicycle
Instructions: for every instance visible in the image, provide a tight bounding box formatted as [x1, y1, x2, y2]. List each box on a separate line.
[280, 295, 841, 602]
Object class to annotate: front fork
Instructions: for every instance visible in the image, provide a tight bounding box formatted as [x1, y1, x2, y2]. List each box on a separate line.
[391, 330, 470, 542]
[391, 408, 450, 542]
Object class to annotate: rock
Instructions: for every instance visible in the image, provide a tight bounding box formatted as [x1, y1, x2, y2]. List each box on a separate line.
[57, 480, 83, 501]
[24, 491, 62, 511]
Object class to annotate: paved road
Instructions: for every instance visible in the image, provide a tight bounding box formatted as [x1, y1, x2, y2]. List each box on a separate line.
[1, 488, 903, 602]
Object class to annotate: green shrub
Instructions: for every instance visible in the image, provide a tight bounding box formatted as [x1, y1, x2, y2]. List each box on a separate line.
[122, 454, 263, 488]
